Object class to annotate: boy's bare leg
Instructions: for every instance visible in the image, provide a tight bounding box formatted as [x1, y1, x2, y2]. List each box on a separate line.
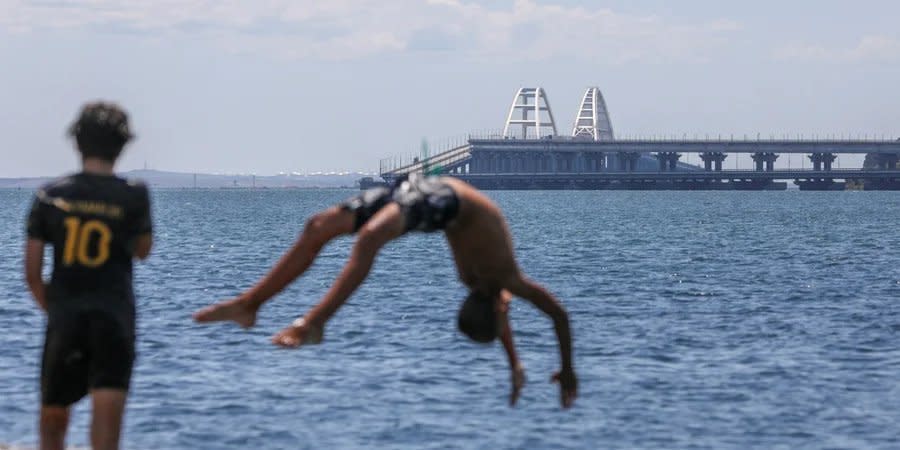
[90, 389, 127, 450]
[39, 406, 69, 450]
[272, 204, 406, 347]
[194, 207, 355, 327]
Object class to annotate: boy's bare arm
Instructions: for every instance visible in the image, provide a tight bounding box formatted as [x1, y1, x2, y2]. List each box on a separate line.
[498, 290, 525, 406]
[24, 239, 47, 311]
[133, 234, 152, 260]
[505, 274, 577, 408]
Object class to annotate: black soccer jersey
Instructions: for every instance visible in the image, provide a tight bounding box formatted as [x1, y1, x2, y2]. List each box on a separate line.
[26, 173, 152, 304]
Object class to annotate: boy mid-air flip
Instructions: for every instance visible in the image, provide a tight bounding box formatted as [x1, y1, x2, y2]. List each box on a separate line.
[195, 174, 577, 408]
[25, 102, 153, 450]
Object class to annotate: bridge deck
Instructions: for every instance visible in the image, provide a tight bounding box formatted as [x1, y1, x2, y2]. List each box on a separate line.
[378, 138, 900, 183]
[468, 138, 900, 154]
[457, 169, 900, 181]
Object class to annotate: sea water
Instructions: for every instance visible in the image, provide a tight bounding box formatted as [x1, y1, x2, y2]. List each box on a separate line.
[1, 189, 898, 449]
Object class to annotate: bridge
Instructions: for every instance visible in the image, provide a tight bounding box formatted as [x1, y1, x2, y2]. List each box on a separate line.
[372, 87, 900, 190]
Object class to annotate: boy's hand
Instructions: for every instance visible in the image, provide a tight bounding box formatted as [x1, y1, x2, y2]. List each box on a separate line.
[510, 364, 526, 406]
[551, 368, 578, 409]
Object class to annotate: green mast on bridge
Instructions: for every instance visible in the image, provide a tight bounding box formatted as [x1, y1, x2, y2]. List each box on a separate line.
[420, 138, 430, 175]
[421, 138, 444, 175]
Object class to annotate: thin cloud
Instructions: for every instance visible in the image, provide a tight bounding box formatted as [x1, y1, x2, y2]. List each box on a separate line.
[1, 0, 741, 63]
[774, 35, 900, 63]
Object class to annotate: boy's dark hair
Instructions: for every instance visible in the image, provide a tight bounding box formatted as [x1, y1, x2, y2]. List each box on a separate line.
[68, 102, 133, 162]
[457, 291, 498, 343]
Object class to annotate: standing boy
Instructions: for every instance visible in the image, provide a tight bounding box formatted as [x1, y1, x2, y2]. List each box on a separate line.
[25, 102, 153, 450]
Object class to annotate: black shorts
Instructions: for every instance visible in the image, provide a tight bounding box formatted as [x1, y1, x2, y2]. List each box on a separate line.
[41, 308, 135, 406]
[341, 175, 460, 233]
[340, 186, 393, 232]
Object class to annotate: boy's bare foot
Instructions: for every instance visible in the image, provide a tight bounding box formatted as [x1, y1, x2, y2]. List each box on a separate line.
[193, 298, 258, 329]
[271, 321, 323, 348]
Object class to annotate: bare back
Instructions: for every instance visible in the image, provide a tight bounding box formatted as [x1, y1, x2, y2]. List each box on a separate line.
[441, 178, 520, 294]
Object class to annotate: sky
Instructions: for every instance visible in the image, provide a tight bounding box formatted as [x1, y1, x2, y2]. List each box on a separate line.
[0, 0, 898, 176]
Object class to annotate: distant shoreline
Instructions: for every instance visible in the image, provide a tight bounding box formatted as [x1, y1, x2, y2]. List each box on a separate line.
[0, 169, 374, 189]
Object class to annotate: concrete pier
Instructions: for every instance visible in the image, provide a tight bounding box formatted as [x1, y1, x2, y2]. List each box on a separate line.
[751, 152, 779, 171]
[871, 153, 900, 170]
[699, 152, 727, 171]
[808, 152, 838, 171]
[616, 152, 641, 172]
[654, 152, 682, 171]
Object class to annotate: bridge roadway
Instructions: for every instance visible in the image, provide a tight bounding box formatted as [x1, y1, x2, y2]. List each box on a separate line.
[382, 138, 900, 179]
[467, 138, 900, 154]
[456, 169, 898, 182]
[452, 169, 900, 190]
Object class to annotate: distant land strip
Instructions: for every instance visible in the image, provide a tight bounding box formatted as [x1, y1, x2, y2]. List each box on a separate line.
[0, 170, 374, 189]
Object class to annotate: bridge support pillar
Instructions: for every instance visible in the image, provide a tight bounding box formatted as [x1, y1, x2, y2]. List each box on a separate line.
[765, 154, 779, 171]
[628, 153, 640, 171]
[667, 152, 681, 171]
[527, 152, 538, 172]
[873, 153, 899, 170]
[809, 152, 837, 171]
[654, 152, 681, 171]
[752, 153, 764, 171]
[655, 153, 667, 171]
[473, 151, 489, 174]
[700, 152, 727, 171]
[584, 153, 604, 172]
[752, 152, 779, 171]
[617, 152, 640, 172]
[561, 152, 574, 172]
[514, 152, 524, 173]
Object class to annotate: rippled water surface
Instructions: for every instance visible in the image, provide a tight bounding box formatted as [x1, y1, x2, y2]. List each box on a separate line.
[1, 188, 899, 449]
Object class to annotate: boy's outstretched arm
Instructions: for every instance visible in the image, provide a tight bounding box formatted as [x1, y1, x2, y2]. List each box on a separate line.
[498, 289, 526, 406]
[505, 274, 577, 409]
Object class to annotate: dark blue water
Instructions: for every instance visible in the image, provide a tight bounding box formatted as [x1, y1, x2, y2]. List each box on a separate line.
[1, 188, 899, 449]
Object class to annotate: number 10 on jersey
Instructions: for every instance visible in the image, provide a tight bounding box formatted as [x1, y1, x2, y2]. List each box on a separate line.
[63, 217, 112, 267]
